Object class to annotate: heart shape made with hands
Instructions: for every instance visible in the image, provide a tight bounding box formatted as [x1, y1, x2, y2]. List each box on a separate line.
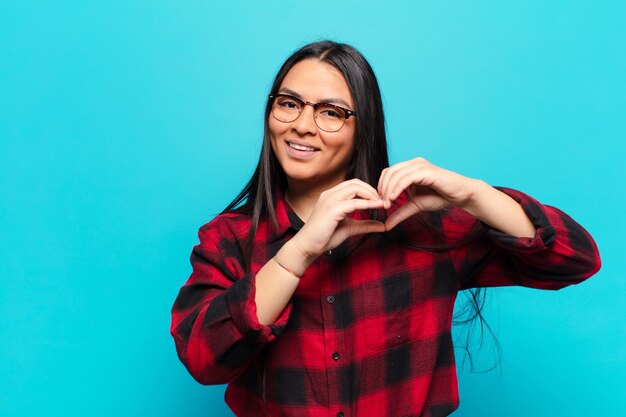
[298, 157, 476, 251]
[338, 185, 450, 243]
[380, 185, 452, 232]
[374, 157, 475, 232]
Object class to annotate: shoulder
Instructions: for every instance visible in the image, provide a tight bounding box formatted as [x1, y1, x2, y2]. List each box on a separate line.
[197, 211, 252, 245]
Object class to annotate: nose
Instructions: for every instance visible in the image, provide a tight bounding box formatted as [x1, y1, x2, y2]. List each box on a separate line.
[291, 103, 318, 136]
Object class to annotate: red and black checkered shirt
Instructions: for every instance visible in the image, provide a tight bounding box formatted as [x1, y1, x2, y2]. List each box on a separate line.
[170, 187, 601, 417]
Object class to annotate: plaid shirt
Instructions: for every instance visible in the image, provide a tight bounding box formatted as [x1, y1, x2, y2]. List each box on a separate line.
[170, 187, 601, 417]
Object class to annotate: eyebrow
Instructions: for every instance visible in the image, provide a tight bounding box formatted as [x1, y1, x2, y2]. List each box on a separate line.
[278, 87, 352, 108]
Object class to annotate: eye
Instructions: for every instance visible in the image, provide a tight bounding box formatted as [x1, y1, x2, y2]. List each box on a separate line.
[276, 96, 300, 109]
[319, 106, 345, 119]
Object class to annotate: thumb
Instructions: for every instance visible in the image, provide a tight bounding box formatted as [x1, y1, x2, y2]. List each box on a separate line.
[384, 201, 421, 231]
[347, 219, 386, 237]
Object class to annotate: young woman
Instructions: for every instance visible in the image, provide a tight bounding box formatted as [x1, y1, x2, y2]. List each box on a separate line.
[170, 41, 601, 417]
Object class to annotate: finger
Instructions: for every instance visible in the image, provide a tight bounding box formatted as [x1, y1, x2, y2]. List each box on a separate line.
[341, 179, 381, 199]
[346, 219, 386, 237]
[330, 180, 381, 202]
[384, 200, 421, 230]
[377, 167, 389, 197]
[382, 164, 421, 205]
[378, 166, 395, 208]
[338, 198, 385, 215]
[388, 160, 439, 203]
[381, 158, 430, 194]
[381, 164, 411, 202]
[387, 167, 432, 203]
[379, 161, 412, 208]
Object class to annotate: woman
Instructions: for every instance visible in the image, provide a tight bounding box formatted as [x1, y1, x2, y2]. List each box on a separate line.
[170, 41, 601, 417]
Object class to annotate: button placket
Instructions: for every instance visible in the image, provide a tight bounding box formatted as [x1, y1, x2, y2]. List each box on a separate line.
[320, 249, 345, 412]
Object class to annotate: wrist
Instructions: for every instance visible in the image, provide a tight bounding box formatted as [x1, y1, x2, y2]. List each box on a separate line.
[275, 238, 317, 277]
[291, 230, 324, 261]
[458, 179, 489, 218]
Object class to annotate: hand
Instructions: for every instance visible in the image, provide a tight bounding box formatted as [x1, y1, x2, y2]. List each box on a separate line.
[290, 179, 386, 260]
[377, 157, 477, 230]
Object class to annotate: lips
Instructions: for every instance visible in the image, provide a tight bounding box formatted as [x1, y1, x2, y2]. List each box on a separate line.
[286, 140, 320, 151]
[284, 140, 320, 160]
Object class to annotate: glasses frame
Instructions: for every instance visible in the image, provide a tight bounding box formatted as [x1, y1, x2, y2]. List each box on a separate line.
[268, 94, 357, 132]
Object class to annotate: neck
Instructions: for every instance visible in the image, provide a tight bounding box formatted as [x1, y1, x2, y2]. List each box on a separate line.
[285, 177, 346, 222]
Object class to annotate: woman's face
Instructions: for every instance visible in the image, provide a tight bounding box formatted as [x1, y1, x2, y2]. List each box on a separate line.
[269, 59, 356, 190]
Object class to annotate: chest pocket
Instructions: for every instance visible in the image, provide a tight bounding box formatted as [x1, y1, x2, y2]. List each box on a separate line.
[357, 262, 456, 351]
[357, 268, 417, 350]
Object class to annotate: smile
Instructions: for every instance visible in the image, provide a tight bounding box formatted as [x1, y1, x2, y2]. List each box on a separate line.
[287, 141, 319, 152]
[285, 141, 320, 160]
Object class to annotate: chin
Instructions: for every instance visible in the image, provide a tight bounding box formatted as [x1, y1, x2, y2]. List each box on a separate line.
[284, 168, 347, 190]
[283, 169, 318, 183]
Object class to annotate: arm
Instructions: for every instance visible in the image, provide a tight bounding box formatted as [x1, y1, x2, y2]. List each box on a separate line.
[170, 218, 293, 385]
[377, 157, 601, 289]
[449, 186, 602, 290]
[460, 179, 536, 238]
[171, 180, 386, 385]
[256, 179, 385, 324]
[254, 240, 307, 325]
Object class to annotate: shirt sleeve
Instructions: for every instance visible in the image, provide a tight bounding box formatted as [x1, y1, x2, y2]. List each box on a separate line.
[446, 187, 602, 290]
[170, 218, 292, 385]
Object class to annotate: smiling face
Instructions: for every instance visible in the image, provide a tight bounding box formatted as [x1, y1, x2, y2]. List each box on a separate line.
[269, 59, 356, 191]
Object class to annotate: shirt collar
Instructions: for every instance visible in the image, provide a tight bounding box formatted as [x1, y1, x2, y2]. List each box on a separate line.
[268, 187, 304, 243]
[268, 186, 382, 244]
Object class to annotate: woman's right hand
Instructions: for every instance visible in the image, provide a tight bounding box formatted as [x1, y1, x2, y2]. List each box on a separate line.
[255, 179, 385, 324]
[289, 179, 386, 263]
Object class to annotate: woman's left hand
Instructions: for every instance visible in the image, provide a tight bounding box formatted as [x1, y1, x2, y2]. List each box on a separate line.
[377, 157, 478, 230]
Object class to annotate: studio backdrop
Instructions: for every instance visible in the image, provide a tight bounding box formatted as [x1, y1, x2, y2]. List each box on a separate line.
[1, 1, 624, 416]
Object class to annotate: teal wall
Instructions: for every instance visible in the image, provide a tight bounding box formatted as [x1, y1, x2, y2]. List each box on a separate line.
[1, 1, 624, 416]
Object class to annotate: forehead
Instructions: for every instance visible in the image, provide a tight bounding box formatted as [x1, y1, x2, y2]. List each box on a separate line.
[279, 59, 353, 107]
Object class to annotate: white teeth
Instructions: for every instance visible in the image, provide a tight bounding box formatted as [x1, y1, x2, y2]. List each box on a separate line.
[289, 142, 317, 151]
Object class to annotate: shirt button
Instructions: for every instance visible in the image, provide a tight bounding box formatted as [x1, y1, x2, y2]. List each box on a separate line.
[332, 352, 340, 361]
[337, 412, 344, 417]
[325, 249, 333, 256]
[326, 295, 335, 304]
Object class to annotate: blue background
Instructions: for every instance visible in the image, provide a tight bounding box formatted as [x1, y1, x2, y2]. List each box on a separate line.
[1, 1, 624, 416]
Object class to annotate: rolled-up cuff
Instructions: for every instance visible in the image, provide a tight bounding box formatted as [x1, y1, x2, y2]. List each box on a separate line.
[481, 186, 556, 254]
[225, 272, 292, 343]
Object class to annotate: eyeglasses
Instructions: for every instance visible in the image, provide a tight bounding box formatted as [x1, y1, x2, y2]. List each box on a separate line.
[268, 94, 356, 132]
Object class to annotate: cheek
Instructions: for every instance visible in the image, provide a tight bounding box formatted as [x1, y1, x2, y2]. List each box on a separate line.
[268, 116, 286, 139]
[268, 119, 281, 152]
[334, 131, 356, 155]
[338, 131, 357, 165]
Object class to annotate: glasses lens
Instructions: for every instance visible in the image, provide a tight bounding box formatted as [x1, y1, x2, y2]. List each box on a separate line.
[315, 104, 346, 132]
[272, 95, 301, 123]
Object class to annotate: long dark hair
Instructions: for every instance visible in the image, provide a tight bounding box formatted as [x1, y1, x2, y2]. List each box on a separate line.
[223, 40, 498, 371]
[223, 40, 388, 231]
